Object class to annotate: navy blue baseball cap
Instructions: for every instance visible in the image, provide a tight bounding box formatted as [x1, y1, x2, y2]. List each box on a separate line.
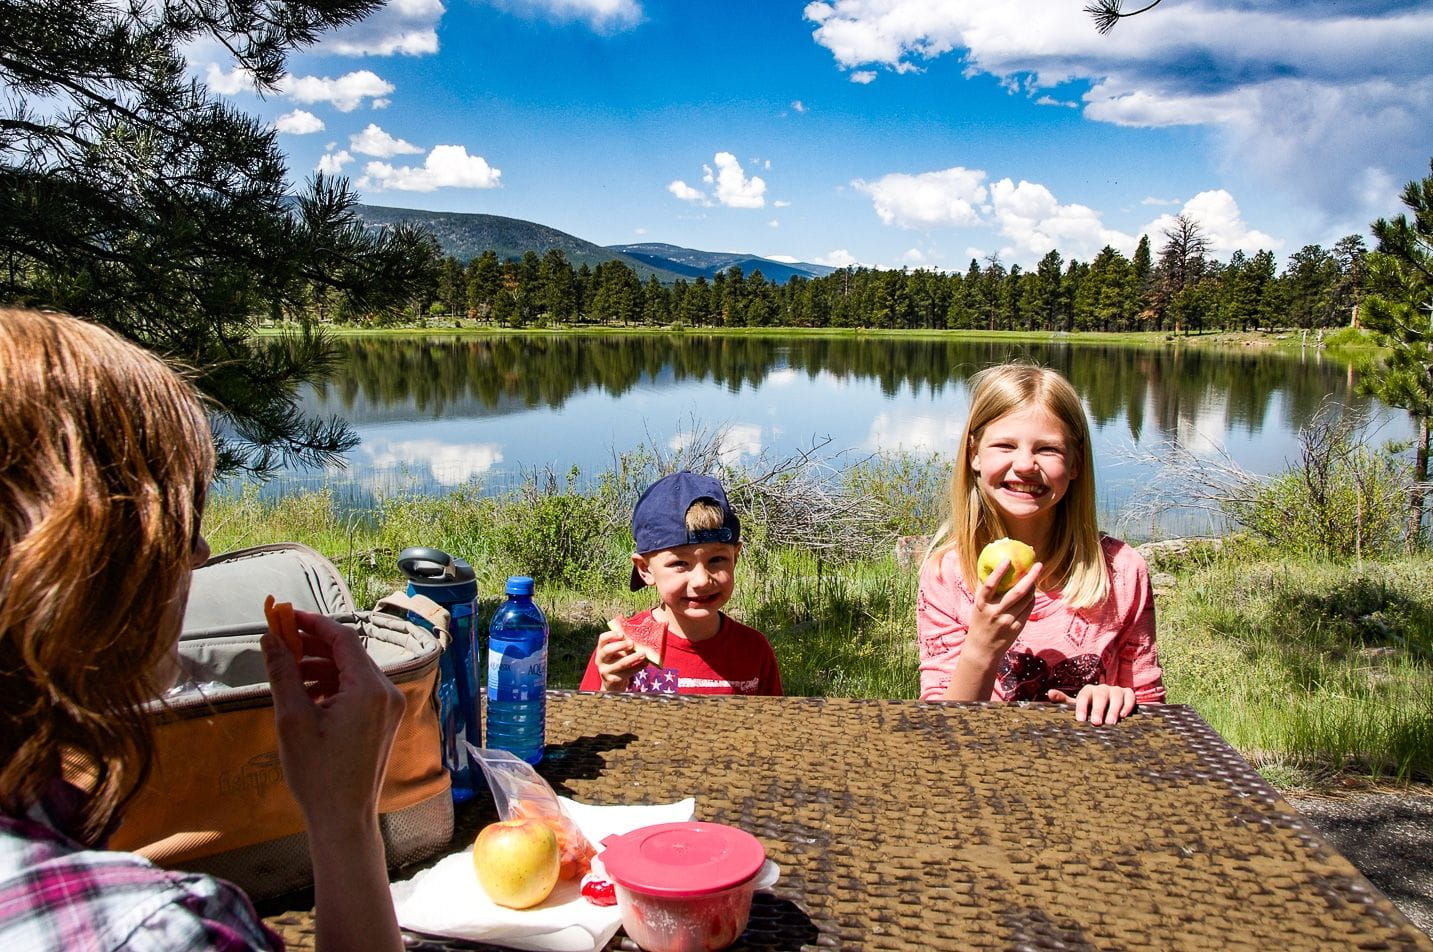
[629, 471, 742, 591]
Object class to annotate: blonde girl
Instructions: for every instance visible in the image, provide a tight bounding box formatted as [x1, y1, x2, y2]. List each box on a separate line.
[917, 363, 1163, 724]
[0, 310, 404, 951]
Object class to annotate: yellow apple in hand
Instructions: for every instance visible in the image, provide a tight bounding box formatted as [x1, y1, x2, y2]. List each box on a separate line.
[473, 818, 561, 909]
[977, 538, 1036, 594]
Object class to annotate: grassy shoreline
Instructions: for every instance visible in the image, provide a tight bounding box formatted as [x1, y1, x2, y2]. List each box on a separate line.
[252, 322, 1383, 360]
[206, 483, 1431, 789]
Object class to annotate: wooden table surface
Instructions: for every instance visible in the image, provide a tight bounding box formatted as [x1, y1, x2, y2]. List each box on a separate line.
[264, 692, 1433, 951]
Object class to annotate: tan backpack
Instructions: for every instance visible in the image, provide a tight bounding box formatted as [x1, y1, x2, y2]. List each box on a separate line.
[109, 543, 455, 900]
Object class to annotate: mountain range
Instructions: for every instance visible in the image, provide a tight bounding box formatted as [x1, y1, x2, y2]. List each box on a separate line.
[353, 204, 836, 285]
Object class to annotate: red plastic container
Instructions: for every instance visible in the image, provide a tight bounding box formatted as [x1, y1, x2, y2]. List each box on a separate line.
[600, 822, 767, 952]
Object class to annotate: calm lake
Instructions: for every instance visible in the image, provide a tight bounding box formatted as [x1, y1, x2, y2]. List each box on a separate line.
[247, 334, 1409, 541]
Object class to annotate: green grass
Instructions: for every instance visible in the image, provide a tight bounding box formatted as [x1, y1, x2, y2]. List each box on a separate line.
[251, 321, 1377, 361]
[205, 486, 1432, 787]
[1150, 542, 1433, 784]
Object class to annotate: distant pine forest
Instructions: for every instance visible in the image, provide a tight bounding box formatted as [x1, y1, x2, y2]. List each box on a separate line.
[336, 226, 1368, 335]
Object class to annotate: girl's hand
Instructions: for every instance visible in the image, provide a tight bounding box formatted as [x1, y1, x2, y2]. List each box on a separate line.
[262, 610, 405, 823]
[943, 559, 1043, 702]
[1047, 684, 1137, 725]
[967, 558, 1044, 657]
[593, 628, 647, 693]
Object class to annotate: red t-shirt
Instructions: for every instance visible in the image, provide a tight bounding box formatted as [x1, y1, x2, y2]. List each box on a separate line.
[579, 610, 783, 696]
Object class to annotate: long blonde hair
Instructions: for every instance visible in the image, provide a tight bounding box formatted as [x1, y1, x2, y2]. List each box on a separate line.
[927, 363, 1107, 609]
[0, 309, 214, 844]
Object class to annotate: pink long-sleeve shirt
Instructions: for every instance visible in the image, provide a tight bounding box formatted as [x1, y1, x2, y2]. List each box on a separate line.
[917, 535, 1165, 704]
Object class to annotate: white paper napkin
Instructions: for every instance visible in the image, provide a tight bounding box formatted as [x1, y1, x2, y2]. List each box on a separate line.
[391, 797, 696, 952]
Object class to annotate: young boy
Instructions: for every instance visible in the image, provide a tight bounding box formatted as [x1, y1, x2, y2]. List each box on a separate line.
[579, 471, 783, 696]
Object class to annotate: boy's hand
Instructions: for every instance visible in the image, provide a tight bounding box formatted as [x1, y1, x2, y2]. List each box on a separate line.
[593, 627, 648, 693]
[1046, 684, 1137, 725]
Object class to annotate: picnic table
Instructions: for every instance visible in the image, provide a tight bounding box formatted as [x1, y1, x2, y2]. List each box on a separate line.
[264, 692, 1433, 950]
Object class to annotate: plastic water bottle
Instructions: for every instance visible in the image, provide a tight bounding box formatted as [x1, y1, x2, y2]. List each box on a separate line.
[485, 575, 548, 765]
[398, 547, 480, 803]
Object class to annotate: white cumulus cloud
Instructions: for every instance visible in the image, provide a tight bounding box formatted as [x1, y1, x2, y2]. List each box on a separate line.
[668, 180, 710, 205]
[988, 178, 1137, 261]
[322, 0, 444, 56]
[852, 160, 1280, 263]
[275, 110, 325, 134]
[205, 63, 258, 96]
[280, 70, 395, 112]
[674, 153, 767, 209]
[852, 166, 987, 229]
[360, 145, 502, 191]
[708, 152, 767, 208]
[350, 123, 423, 157]
[1141, 190, 1282, 256]
[317, 150, 354, 174]
[803, 0, 1433, 222]
[816, 249, 859, 268]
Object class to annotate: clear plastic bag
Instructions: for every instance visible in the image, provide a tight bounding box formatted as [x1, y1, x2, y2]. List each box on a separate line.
[470, 746, 596, 880]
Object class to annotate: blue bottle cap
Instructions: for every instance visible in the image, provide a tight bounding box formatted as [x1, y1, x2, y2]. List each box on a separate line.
[506, 575, 535, 596]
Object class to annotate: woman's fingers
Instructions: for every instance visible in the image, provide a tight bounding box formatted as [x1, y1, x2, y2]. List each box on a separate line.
[262, 630, 311, 711]
[294, 610, 365, 664]
[298, 657, 338, 681]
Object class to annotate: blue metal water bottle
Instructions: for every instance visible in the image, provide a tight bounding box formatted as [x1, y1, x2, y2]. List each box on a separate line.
[398, 547, 480, 803]
[485, 575, 547, 765]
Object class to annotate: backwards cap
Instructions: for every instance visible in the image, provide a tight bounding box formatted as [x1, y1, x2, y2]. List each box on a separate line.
[629, 471, 741, 592]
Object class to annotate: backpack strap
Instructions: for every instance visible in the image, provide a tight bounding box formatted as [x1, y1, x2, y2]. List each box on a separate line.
[373, 591, 452, 644]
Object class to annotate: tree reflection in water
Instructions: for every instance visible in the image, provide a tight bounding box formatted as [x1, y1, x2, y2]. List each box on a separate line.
[273, 334, 1397, 539]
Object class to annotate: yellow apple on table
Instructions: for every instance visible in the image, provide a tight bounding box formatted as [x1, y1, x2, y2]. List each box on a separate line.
[977, 538, 1037, 594]
[472, 818, 561, 909]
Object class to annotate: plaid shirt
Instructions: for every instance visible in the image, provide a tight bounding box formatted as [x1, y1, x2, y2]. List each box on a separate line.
[1, 785, 282, 951]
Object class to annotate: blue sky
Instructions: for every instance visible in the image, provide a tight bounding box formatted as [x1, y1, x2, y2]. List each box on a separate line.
[198, 0, 1433, 272]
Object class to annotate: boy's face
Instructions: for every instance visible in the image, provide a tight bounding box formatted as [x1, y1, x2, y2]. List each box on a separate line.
[632, 541, 741, 628]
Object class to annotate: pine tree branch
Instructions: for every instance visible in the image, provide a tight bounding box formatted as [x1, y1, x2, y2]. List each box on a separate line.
[1084, 0, 1166, 35]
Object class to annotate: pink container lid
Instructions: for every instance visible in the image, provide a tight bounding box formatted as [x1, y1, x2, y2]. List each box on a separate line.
[600, 822, 766, 899]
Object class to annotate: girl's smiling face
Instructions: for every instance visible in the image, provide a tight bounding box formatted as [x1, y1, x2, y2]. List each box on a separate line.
[970, 405, 1077, 542]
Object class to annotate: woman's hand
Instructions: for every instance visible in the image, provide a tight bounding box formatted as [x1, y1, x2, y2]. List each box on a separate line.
[943, 559, 1043, 701]
[262, 611, 404, 820]
[262, 610, 405, 952]
[592, 627, 647, 693]
[1047, 684, 1137, 725]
